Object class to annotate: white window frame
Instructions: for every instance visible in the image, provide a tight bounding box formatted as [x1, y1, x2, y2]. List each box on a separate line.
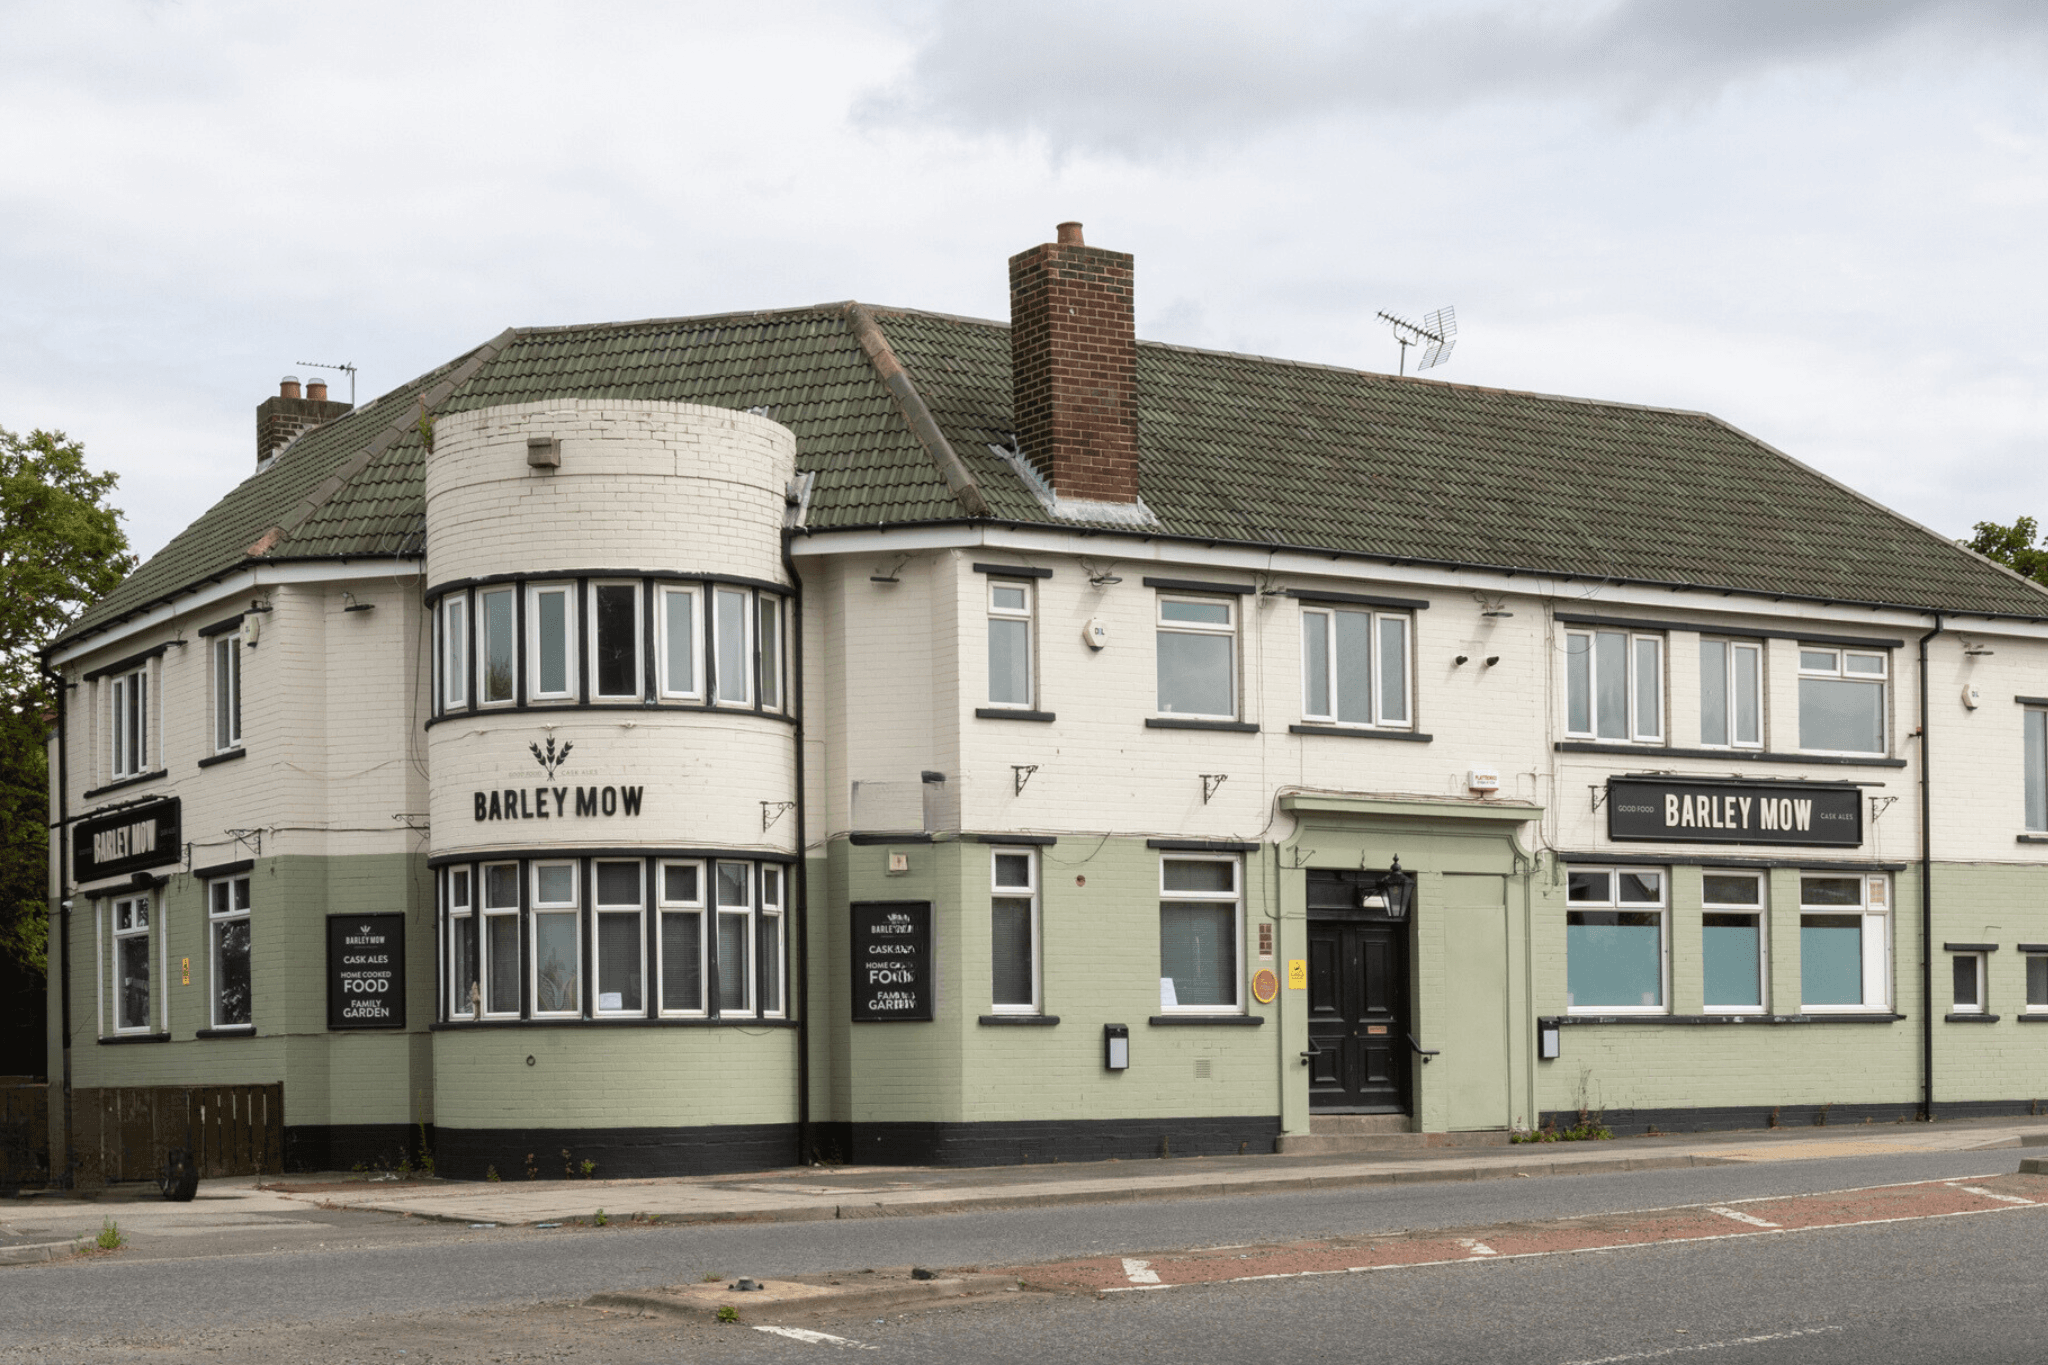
[1700, 869, 1766, 1015]
[591, 858, 646, 1017]
[440, 594, 469, 711]
[479, 861, 522, 1019]
[1798, 873, 1891, 1013]
[1299, 606, 1412, 729]
[989, 847, 1042, 1015]
[712, 587, 754, 708]
[212, 636, 242, 753]
[1698, 637, 1763, 750]
[759, 863, 786, 1018]
[1951, 949, 1989, 1016]
[476, 587, 517, 707]
[1157, 854, 1243, 1015]
[713, 860, 755, 1016]
[207, 874, 253, 1030]
[586, 579, 643, 702]
[526, 583, 578, 703]
[109, 664, 150, 779]
[759, 595, 786, 714]
[655, 584, 705, 701]
[655, 858, 708, 1018]
[2024, 707, 2046, 833]
[110, 892, 154, 1035]
[986, 579, 1036, 711]
[2025, 950, 2048, 1016]
[1564, 629, 1663, 744]
[446, 865, 479, 1021]
[529, 860, 582, 1018]
[1795, 647, 1889, 757]
[1565, 866, 1669, 1015]
[1155, 594, 1238, 720]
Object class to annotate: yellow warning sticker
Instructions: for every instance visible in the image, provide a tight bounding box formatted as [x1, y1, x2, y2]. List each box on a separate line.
[1287, 958, 1307, 990]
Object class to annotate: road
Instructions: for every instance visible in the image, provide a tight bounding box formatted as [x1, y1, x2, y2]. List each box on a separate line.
[4, 1147, 2044, 1362]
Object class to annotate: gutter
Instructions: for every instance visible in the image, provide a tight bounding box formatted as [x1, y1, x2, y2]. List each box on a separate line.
[42, 659, 71, 1187]
[1917, 613, 1942, 1121]
[781, 530, 811, 1161]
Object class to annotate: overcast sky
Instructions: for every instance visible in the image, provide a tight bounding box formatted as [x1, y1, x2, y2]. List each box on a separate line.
[6, 0, 2047, 561]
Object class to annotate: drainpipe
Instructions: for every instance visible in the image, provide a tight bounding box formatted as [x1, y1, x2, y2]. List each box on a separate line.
[42, 659, 72, 1187]
[1917, 614, 1942, 1122]
[781, 531, 811, 1162]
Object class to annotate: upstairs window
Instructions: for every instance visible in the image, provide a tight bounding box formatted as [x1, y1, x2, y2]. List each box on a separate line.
[713, 588, 752, 707]
[589, 582, 641, 700]
[1699, 639, 1761, 749]
[440, 595, 469, 709]
[759, 596, 785, 713]
[110, 666, 148, 778]
[657, 585, 703, 700]
[212, 637, 242, 752]
[528, 584, 577, 701]
[478, 588, 516, 705]
[1565, 629, 1662, 743]
[2025, 708, 2045, 832]
[1797, 648, 1886, 755]
[1300, 606, 1410, 728]
[987, 579, 1035, 709]
[1156, 596, 1236, 719]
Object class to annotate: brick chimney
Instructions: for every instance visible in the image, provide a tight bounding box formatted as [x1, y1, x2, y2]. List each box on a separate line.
[1008, 222, 1139, 504]
[256, 374, 353, 465]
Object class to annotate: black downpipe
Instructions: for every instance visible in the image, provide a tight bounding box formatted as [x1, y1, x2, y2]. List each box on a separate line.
[43, 660, 72, 1187]
[781, 530, 810, 1163]
[1917, 614, 1942, 1121]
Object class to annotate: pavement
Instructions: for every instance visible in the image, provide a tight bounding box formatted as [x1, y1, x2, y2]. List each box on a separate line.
[6, 1112, 2041, 1265]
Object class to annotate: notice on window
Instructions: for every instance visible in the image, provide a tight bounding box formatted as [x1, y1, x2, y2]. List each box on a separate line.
[327, 914, 407, 1030]
[850, 901, 932, 1022]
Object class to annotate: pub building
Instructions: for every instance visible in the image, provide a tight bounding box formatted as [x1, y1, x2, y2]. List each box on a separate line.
[42, 226, 2048, 1181]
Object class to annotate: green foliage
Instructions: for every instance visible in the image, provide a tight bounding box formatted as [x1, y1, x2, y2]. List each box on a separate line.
[0, 427, 133, 979]
[94, 1218, 123, 1250]
[1511, 1112, 1614, 1143]
[485, 1165, 501, 1182]
[715, 1305, 739, 1323]
[593, 1207, 608, 1227]
[1968, 516, 2048, 588]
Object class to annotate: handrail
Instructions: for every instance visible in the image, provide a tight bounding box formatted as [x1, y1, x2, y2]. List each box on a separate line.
[1406, 1034, 1440, 1063]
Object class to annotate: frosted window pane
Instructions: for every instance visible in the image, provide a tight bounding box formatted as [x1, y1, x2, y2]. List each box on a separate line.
[536, 591, 568, 694]
[1161, 600, 1230, 624]
[1700, 640, 1727, 746]
[1801, 915, 1863, 1005]
[1634, 637, 1661, 737]
[536, 864, 574, 904]
[1303, 614, 1329, 717]
[2026, 710, 2046, 831]
[1333, 610, 1372, 724]
[1567, 635, 1591, 733]
[1702, 914, 1759, 1008]
[1379, 616, 1408, 723]
[989, 618, 1031, 705]
[487, 916, 521, 1013]
[1566, 910, 1662, 1007]
[1596, 632, 1628, 739]
[534, 912, 579, 1013]
[1157, 632, 1233, 715]
[1160, 903, 1235, 1007]
[1734, 646, 1761, 745]
[664, 592, 695, 693]
[1799, 678, 1883, 752]
[716, 590, 749, 703]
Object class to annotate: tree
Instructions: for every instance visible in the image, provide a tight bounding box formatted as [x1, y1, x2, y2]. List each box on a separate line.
[1968, 516, 2048, 589]
[0, 427, 133, 1076]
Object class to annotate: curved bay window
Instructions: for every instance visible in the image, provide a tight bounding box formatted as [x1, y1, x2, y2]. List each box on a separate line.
[429, 573, 788, 721]
[440, 852, 789, 1024]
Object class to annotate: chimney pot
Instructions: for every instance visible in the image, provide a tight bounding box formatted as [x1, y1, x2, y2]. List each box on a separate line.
[279, 376, 302, 400]
[1056, 221, 1084, 246]
[306, 379, 328, 401]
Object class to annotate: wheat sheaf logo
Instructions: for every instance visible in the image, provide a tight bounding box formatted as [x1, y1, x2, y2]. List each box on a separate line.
[530, 736, 575, 779]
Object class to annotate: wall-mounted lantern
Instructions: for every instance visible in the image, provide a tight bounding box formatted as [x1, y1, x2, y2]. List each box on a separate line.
[1104, 1023, 1130, 1071]
[1538, 1017, 1562, 1061]
[1358, 856, 1417, 920]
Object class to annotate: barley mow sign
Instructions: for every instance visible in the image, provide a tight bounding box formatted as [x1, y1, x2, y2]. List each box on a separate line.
[73, 796, 181, 881]
[851, 901, 933, 1022]
[327, 914, 406, 1030]
[1607, 777, 1862, 848]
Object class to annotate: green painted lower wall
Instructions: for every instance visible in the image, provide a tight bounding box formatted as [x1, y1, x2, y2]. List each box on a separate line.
[432, 1026, 796, 1129]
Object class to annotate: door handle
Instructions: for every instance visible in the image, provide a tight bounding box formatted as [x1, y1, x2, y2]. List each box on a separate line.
[1299, 1041, 1322, 1066]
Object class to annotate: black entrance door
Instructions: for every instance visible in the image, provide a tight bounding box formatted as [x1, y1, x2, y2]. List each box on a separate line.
[1306, 910, 1412, 1113]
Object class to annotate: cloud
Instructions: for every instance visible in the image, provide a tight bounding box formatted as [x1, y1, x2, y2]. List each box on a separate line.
[861, 0, 2048, 152]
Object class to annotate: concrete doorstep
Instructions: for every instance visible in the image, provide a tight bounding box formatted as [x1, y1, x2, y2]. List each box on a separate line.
[588, 1268, 1023, 1323]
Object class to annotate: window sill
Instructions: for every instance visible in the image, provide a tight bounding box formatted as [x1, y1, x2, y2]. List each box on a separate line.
[2017, 1013, 2048, 1022]
[1553, 742, 1908, 769]
[197, 748, 246, 769]
[975, 707, 1056, 722]
[82, 770, 168, 801]
[1147, 718, 1259, 733]
[98, 1032, 170, 1044]
[1944, 1013, 2000, 1023]
[425, 701, 797, 730]
[2019, 835, 2048, 845]
[1148, 1014, 1265, 1026]
[195, 1027, 257, 1039]
[429, 1017, 800, 1030]
[1289, 725, 1432, 743]
[1552, 1013, 1904, 1025]
[979, 1014, 1060, 1026]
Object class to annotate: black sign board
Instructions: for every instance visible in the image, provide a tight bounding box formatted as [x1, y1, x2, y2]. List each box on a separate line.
[72, 796, 181, 883]
[851, 901, 932, 1022]
[327, 914, 407, 1029]
[1607, 778, 1862, 848]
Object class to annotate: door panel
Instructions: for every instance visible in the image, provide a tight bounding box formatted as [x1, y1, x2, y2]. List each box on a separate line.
[1307, 914, 1410, 1112]
[1438, 874, 1512, 1130]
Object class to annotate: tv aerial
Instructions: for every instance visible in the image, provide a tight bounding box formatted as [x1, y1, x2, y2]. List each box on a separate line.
[1375, 307, 1456, 377]
[296, 360, 358, 406]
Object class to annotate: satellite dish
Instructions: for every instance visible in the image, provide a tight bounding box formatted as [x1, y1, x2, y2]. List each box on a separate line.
[1375, 306, 1457, 376]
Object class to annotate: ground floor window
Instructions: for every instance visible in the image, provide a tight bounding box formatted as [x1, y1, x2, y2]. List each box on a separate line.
[110, 892, 153, 1033]
[990, 847, 1040, 1013]
[1952, 950, 1988, 1015]
[1701, 871, 1764, 1012]
[1159, 855, 1241, 1013]
[442, 853, 786, 1022]
[208, 876, 252, 1028]
[1566, 867, 1666, 1013]
[1799, 874, 1890, 1011]
[2028, 952, 2048, 1015]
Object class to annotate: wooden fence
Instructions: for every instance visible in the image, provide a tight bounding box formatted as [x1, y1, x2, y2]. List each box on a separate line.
[70, 1084, 284, 1186]
[0, 1079, 49, 1192]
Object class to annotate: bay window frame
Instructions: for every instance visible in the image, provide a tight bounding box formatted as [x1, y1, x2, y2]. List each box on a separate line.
[655, 584, 705, 701]
[2024, 706, 2045, 833]
[476, 587, 517, 707]
[759, 863, 786, 1018]
[480, 861, 523, 1019]
[591, 858, 646, 1017]
[526, 582, 578, 703]
[586, 580, 643, 702]
[713, 860, 755, 1016]
[656, 858, 708, 1018]
[440, 593, 470, 711]
[446, 865, 479, 1021]
[712, 587, 754, 708]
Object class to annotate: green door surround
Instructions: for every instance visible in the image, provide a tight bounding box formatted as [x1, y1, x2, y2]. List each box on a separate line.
[1275, 794, 1543, 1136]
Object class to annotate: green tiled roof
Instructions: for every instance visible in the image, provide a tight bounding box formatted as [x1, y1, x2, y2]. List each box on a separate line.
[55, 302, 2048, 648]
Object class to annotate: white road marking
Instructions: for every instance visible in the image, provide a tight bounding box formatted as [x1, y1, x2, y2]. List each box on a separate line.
[1953, 1184, 2032, 1205]
[1121, 1257, 1162, 1284]
[1706, 1206, 1779, 1228]
[1458, 1238, 1498, 1256]
[1559, 1324, 1844, 1364]
[753, 1325, 877, 1349]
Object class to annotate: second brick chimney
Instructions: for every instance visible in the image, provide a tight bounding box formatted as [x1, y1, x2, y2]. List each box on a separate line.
[256, 374, 353, 465]
[1008, 222, 1139, 504]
